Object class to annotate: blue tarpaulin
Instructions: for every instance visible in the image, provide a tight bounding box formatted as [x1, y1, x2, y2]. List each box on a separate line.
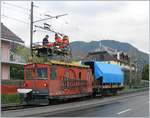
[94, 62, 124, 83]
[82, 61, 124, 84]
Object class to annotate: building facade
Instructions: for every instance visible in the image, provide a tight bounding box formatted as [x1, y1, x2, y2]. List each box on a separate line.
[1, 23, 25, 80]
[84, 50, 135, 71]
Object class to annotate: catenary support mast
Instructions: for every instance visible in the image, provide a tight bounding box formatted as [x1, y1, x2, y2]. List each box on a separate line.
[30, 1, 33, 57]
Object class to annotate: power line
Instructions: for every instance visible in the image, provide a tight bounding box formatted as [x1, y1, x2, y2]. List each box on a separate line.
[3, 2, 29, 10]
[2, 1, 46, 18]
[34, 25, 64, 36]
[2, 14, 29, 24]
[2, 2, 51, 24]
[2, 5, 29, 16]
[33, 14, 68, 23]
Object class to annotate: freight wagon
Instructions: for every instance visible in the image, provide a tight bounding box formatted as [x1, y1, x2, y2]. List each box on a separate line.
[17, 61, 124, 105]
[82, 61, 124, 96]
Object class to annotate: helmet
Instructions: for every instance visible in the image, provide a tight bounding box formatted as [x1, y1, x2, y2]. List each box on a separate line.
[46, 35, 49, 38]
[63, 35, 69, 40]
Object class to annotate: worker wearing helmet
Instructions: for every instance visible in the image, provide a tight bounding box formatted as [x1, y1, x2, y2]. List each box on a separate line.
[54, 33, 63, 48]
[62, 35, 69, 48]
[43, 35, 49, 46]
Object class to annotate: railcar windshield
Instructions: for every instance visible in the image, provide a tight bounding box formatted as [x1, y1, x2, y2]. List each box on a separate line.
[36, 68, 47, 79]
[26, 67, 48, 80]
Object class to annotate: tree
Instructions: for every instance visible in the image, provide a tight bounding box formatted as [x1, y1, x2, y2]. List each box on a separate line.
[15, 45, 31, 62]
[10, 64, 24, 80]
[142, 64, 149, 80]
[10, 44, 30, 80]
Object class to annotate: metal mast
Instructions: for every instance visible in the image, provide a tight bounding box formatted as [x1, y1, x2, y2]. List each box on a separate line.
[30, 1, 33, 57]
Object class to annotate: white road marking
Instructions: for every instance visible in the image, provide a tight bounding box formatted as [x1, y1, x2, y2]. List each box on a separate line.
[117, 108, 131, 115]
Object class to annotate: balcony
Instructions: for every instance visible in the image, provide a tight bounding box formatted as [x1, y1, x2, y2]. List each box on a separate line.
[10, 52, 26, 64]
[1, 50, 26, 65]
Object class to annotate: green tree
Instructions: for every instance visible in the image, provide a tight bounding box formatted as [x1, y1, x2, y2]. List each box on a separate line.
[10, 45, 45, 80]
[142, 64, 149, 80]
[15, 45, 31, 62]
[10, 64, 24, 80]
[10, 45, 30, 80]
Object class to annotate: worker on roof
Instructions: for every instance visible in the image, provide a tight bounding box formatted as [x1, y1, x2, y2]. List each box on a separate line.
[63, 35, 69, 47]
[59, 35, 69, 49]
[55, 33, 62, 44]
[54, 33, 63, 49]
[43, 35, 49, 46]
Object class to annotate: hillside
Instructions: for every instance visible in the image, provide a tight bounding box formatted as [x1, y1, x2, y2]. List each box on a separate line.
[70, 40, 149, 69]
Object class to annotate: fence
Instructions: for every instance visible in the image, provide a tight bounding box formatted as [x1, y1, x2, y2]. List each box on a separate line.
[1, 80, 24, 95]
[1, 80, 24, 87]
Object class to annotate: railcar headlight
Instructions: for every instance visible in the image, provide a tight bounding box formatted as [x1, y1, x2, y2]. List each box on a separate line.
[44, 83, 47, 87]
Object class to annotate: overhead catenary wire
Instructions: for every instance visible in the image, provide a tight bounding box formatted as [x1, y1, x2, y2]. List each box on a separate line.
[2, 14, 29, 24]
[2, 2, 45, 19]
[2, 5, 30, 16]
[2, 1, 29, 11]
[2, 3, 48, 24]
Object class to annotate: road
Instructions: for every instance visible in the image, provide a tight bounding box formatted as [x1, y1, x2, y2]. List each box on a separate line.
[46, 91, 149, 117]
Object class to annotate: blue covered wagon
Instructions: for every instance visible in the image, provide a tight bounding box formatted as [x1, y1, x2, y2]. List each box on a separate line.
[82, 61, 124, 96]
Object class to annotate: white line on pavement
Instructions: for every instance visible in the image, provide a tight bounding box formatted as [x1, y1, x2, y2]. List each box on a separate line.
[117, 108, 131, 115]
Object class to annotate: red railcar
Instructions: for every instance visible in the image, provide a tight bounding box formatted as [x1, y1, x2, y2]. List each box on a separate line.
[18, 61, 93, 104]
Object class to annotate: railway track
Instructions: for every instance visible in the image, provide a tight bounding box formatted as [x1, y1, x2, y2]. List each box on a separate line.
[1, 95, 109, 111]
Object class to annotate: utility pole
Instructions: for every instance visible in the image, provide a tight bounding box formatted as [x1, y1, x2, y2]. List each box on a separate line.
[30, 1, 33, 57]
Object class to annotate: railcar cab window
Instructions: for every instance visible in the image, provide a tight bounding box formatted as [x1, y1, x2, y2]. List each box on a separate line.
[36, 68, 48, 79]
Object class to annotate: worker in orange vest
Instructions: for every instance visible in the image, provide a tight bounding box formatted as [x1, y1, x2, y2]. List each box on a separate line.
[62, 35, 69, 48]
[54, 33, 63, 49]
[55, 33, 62, 44]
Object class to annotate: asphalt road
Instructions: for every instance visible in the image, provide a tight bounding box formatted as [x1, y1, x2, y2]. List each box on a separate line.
[46, 91, 149, 117]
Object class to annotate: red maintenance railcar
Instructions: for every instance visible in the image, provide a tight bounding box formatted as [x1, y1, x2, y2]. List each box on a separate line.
[18, 61, 93, 105]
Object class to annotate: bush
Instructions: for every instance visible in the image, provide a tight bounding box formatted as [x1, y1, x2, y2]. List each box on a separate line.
[10, 65, 24, 80]
[1, 94, 21, 104]
[142, 64, 149, 80]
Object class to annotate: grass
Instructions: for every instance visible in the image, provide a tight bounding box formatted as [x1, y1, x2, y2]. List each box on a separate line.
[121, 85, 149, 94]
[1, 94, 21, 105]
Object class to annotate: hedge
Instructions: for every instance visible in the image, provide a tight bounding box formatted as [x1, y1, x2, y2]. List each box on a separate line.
[1, 94, 21, 104]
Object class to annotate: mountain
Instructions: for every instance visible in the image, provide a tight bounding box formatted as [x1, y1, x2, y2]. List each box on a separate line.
[70, 40, 149, 70]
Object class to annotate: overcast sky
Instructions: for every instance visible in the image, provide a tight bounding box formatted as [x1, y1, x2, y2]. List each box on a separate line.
[1, 1, 149, 53]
